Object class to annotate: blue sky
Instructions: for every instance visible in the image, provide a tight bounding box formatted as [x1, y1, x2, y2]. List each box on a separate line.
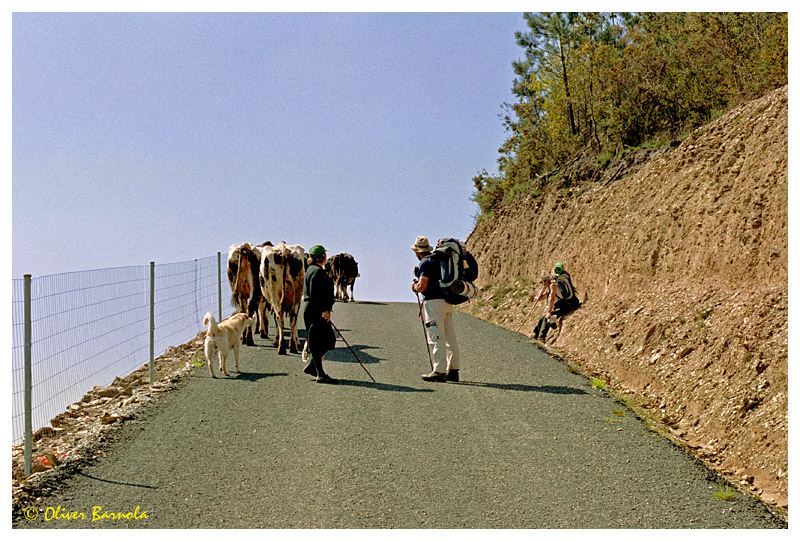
[12, 11, 530, 302]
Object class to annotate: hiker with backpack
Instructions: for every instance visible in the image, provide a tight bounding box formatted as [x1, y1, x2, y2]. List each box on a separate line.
[411, 236, 479, 382]
[533, 262, 580, 342]
[411, 236, 462, 382]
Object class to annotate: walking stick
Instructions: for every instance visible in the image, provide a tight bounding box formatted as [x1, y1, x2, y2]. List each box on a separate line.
[330, 321, 376, 383]
[518, 280, 550, 334]
[516, 307, 536, 333]
[415, 292, 434, 371]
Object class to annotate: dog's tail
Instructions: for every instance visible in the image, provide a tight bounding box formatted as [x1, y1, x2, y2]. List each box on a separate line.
[203, 311, 219, 335]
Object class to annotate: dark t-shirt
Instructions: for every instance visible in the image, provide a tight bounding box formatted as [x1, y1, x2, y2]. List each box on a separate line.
[416, 256, 445, 300]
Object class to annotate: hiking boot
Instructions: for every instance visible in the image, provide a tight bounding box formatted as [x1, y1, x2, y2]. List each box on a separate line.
[446, 369, 459, 382]
[316, 374, 338, 384]
[303, 363, 317, 376]
[421, 371, 447, 382]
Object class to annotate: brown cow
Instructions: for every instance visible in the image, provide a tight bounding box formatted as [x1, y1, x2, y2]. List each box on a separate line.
[227, 242, 271, 345]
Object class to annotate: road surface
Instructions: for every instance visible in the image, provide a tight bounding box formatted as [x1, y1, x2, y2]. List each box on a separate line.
[13, 301, 786, 529]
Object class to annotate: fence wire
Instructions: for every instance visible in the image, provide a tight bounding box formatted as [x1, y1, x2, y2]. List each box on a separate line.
[11, 254, 233, 445]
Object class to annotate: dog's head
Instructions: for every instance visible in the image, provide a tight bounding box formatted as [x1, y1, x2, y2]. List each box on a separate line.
[231, 312, 252, 326]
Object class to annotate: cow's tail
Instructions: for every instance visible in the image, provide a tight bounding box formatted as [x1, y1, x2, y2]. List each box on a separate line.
[281, 248, 289, 311]
[203, 311, 219, 335]
[231, 250, 244, 308]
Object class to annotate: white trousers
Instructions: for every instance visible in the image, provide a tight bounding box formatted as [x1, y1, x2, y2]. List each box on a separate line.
[423, 298, 460, 373]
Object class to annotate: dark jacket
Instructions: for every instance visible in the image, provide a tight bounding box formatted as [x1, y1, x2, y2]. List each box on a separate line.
[304, 263, 335, 313]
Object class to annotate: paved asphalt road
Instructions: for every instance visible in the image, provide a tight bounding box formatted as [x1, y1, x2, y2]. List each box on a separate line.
[14, 301, 785, 529]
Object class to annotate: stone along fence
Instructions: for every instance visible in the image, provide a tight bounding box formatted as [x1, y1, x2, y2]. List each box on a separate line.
[11, 253, 235, 474]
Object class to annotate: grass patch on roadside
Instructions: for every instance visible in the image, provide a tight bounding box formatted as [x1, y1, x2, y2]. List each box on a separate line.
[712, 483, 737, 501]
[590, 377, 607, 390]
[189, 354, 204, 369]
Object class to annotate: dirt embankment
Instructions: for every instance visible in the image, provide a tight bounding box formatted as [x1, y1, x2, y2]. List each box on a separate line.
[464, 86, 788, 511]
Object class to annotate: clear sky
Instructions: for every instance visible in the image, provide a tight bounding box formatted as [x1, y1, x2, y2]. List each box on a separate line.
[12, 10, 530, 302]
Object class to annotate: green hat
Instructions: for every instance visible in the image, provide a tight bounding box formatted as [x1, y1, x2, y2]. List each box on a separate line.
[554, 262, 564, 274]
[309, 245, 326, 257]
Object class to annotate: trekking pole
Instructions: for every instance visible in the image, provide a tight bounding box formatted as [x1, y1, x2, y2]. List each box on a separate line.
[518, 281, 549, 334]
[330, 321, 376, 383]
[516, 307, 535, 333]
[415, 292, 434, 371]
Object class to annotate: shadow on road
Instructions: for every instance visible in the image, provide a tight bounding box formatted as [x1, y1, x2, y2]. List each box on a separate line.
[453, 380, 588, 394]
[192, 371, 289, 381]
[234, 372, 288, 382]
[77, 472, 159, 490]
[325, 345, 382, 365]
[334, 379, 434, 393]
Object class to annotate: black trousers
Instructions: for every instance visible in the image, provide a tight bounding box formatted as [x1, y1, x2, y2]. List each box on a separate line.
[303, 304, 336, 374]
[535, 297, 581, 340]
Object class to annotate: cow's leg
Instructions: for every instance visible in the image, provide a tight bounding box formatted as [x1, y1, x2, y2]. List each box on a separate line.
[244, 297, 258, 346]
[239, 300, 256, 347]
[288, 310, 299, 354]
[233, 342, 241, 372]
[277, 313, 288, 355]
[258, 299, 269, 339]
[236, 301, 249, 345]
[348, 283, 354, 302]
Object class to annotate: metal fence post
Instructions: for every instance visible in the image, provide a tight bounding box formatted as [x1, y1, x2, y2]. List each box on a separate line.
[218, 252, 223, 321]
[23, 274, 32, 477]
[149, 262, 155, 385]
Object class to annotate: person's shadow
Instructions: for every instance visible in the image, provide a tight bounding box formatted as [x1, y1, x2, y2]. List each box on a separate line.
[451, 381, 588, 395]
[332, 379, 434, 393]
[324, 343, 382, 365]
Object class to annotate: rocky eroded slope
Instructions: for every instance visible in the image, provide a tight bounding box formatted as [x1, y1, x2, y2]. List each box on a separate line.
[465, 86, 788, 511]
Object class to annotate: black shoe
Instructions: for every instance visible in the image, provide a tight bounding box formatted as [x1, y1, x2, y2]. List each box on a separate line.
[303, 363, 317, 376]
[446, 370, 459, 382]
[421, 371, 447, 382]
[316, 374, 338, 384]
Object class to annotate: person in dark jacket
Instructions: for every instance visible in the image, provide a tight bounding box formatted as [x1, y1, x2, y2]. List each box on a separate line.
[302, 245, 337, 384]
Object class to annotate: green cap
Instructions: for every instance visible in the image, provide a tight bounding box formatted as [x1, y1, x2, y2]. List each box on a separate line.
[309, 245, 326, 257]
[554, 262, 564, 274]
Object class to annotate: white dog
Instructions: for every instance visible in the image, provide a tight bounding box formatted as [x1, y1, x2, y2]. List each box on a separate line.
[203, 311, 252, 378]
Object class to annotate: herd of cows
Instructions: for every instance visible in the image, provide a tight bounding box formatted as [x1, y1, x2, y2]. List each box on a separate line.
[225, 241, 360, 354]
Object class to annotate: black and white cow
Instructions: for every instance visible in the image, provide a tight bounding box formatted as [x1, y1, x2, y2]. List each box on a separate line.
[325, 253, 360, 303]
[259, 242, 305, 355]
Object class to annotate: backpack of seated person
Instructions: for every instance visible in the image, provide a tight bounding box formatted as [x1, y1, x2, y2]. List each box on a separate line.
[553, 271, 576, 301]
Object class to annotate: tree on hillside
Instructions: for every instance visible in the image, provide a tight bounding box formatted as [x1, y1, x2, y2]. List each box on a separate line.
[516, 12, 580, 137]
[472, 12, 789, 219]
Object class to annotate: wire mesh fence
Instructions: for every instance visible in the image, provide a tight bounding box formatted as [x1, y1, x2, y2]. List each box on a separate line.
[11, 254, 233, 446]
